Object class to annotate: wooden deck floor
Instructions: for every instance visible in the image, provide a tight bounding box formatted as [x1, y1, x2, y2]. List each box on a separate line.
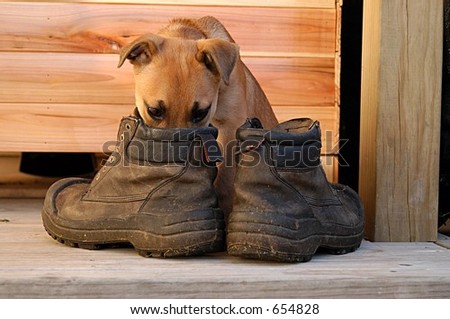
[1, 199, 450, 298]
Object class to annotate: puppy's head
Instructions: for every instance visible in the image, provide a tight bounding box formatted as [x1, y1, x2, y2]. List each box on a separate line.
[118, 33, 239, 128]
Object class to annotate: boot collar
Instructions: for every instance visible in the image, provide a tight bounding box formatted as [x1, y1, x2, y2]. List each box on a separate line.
[237, 118, 321, 145]
[118, 112, 222, 164]
[236, 118, 322, 169]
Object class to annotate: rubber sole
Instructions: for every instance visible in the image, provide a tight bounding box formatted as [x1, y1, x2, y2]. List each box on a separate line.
[42, 208, 225, 258]
[227, 222, 363, 263]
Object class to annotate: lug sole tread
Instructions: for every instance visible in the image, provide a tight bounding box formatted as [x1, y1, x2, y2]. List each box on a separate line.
[227, 230, 363, 263]
[43, 209, 225, 258]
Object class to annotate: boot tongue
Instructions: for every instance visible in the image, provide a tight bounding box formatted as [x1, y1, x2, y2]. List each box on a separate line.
[271, 118, 317, 134]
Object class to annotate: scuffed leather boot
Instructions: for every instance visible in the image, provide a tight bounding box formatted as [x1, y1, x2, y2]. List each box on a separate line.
[227, 118, 364, 262]
[42, 113, 225, 257]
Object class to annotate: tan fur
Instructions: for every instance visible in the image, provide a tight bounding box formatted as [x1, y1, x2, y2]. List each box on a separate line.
[118, 16, 278, 217]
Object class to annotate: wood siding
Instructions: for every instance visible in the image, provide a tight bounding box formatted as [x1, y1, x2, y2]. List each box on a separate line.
[0, 1, 340, 181]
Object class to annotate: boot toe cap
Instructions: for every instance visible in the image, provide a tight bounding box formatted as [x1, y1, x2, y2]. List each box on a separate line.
[43, 177, 91, 214]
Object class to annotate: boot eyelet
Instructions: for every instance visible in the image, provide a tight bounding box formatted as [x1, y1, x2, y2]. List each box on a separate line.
[125, 123, 131, 130]
[120, 133, 124, 141]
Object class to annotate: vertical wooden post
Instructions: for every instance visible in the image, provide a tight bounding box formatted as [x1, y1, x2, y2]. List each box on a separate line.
[360, 0, 442, 241]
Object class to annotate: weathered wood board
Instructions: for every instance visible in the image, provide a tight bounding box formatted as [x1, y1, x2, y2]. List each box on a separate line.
[1, 199, 450, 298]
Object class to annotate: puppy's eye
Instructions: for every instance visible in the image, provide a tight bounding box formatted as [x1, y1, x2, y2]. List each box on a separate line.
[147, 107, 164, 120]
[192, 105, 211, 123]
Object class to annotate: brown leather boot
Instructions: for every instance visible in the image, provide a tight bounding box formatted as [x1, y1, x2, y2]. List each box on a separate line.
[42, 113, 225, 257]
[227, 118, 364, 262]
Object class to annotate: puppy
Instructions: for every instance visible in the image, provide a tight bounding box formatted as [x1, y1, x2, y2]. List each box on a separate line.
[118, 16, 278, 216]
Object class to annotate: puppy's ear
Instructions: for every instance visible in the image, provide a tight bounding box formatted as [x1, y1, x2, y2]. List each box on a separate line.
[197, 16, 235, 42]
[117, 33, 164, 68]
[196, 39, 239, 85]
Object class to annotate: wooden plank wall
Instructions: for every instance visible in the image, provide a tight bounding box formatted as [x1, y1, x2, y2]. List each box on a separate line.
[0, 0, 340, 181]
[360, 0, 442, 241]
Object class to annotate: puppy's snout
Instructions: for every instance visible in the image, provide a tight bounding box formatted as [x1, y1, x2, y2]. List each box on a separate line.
[191, 104, 211, 124]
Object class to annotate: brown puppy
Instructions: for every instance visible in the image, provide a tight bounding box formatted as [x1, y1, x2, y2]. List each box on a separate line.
[118, 16, 278, 216]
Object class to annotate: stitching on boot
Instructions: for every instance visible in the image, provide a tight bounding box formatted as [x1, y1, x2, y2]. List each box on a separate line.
[137, 162, 189, 214]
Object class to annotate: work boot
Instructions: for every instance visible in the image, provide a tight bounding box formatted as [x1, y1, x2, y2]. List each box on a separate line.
[42, 112, 225, 257]
[227, 118, 364, 262]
